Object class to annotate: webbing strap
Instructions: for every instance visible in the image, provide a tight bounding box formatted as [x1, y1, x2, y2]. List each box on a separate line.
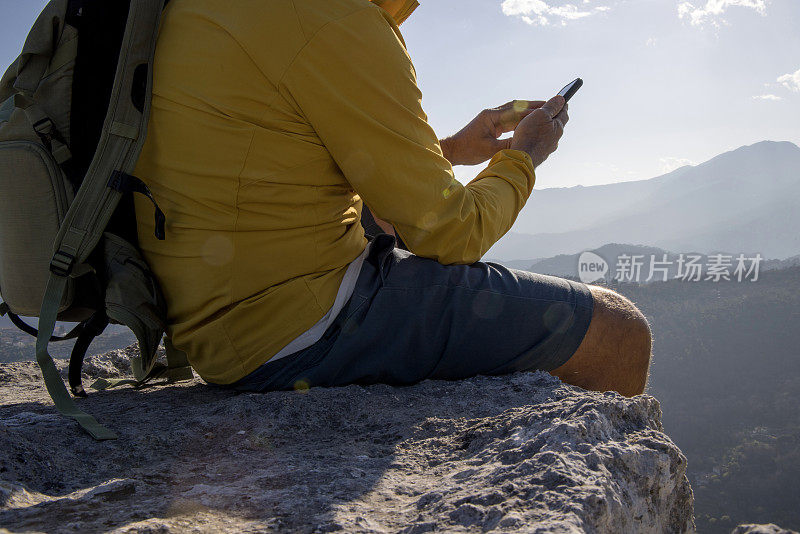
[1, 298, 84, 342]
[90, 366, 189, 391]
[90, 377, 140, 391]
[109, 121, 139, 139]
[35, 275, 117, 440]
[164, 337, 192, 377]
[7, 311, 84, 342]
[108, 172, 166, 240]
[68, 311, 108, 397]
[91, 339, 192, 392]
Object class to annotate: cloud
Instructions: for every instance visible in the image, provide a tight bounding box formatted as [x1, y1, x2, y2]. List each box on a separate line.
[677, 0, 768, 28]
[660, 157, 695, 174]
[752, 94, 783, 101]
[646, 37, 658, 47]
[501, 0, 611, 26]
[777, 68, 800, 92]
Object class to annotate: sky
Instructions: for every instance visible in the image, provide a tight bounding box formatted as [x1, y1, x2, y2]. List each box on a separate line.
[2, 0, 799, 188]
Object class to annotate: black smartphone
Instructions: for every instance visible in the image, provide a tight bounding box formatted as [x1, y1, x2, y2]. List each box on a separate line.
[558, 78, 583, 102]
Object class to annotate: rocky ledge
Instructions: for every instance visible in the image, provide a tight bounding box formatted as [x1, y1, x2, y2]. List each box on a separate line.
[1, 346, 695, 533]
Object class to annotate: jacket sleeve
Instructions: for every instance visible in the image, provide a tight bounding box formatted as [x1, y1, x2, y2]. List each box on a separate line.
[280, 6, 536, 265]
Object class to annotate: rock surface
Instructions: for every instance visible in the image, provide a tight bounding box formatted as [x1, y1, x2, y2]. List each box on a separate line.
[0, 347, 695, 533]
[732, 525, 800, 534]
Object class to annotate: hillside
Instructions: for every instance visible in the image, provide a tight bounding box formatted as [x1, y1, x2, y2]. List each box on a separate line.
[0, 323, 136, 364]
[617, 266, 800, 533]
[489, 141, 800, 261]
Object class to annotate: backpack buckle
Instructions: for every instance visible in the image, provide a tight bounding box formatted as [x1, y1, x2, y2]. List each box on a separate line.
[32, 117, 54, 136]
[50, 250, 76, 277]
[31, 116, 72, 164]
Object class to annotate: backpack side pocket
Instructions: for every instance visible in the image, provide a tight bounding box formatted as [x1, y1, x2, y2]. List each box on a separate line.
[0, 139, 74, 316]
[103, 232, 167, 380]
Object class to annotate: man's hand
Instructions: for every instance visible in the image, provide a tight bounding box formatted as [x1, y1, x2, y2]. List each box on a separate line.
[440, 100, 546, 166]
[510, 95, 569, 168]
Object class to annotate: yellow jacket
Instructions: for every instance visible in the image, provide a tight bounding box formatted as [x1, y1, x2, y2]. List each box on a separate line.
[134, 0, 537, 384]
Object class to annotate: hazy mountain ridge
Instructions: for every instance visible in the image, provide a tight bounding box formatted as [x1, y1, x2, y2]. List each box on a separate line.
[490, 141, 800, 261]
[495, 243, 800, 281]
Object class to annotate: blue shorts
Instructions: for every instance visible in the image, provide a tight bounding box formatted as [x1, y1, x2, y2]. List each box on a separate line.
[229, 234, 594, 392]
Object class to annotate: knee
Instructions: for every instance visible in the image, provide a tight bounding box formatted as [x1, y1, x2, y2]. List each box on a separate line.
[588, 286, 653, 375]
[589, 285, 650, 329]
[551, 285, 653, 396]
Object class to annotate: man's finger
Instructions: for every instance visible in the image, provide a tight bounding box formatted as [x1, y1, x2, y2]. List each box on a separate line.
[555, 103, 569, 128]
[496, 100, 546, 111]
[493, 100, 547, 133]
[539, 95, 566, 121]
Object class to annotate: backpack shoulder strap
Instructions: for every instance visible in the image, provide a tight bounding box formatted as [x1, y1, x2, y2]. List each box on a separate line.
[36, 0, 167, 441]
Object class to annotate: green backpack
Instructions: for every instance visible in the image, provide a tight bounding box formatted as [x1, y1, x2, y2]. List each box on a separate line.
[0, 0, 192, 440]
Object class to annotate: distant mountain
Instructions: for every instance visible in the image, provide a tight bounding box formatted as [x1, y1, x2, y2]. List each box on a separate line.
[0, 301, 137, 363]
[483, 258, 543, 270]
[499, 243, 791, 282]
[489, 141, 800, 261]
[0, 323, 136, 364]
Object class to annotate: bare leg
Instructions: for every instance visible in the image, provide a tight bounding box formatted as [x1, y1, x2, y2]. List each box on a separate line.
[550, 286, 652, 397]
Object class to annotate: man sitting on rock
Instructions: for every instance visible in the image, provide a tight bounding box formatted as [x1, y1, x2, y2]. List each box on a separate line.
[134, 0, 652, 397]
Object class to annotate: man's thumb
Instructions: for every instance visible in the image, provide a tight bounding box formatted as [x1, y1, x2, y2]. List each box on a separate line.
[539, 95, 566, 120]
